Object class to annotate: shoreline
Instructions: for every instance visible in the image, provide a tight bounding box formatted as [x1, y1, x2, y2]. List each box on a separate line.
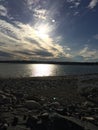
[0, 73, 98, 79]
[0, 73, 98, 103]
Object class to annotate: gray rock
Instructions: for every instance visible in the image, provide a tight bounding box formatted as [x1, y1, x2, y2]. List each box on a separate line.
[49, 102, 60, 109]
[24, 100, 41, 110]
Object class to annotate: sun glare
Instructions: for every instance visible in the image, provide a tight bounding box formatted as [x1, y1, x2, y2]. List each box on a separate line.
[31, 64, 54, 77]
[38, 25, 48, 34]
[35, 24, 50, 39]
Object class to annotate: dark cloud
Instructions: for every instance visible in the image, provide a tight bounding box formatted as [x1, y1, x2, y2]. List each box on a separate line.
[51, 47, 58, 51]
[15, 50, 34, 56]
[34, 50, 53, 57]
[0, 51, 12, 57]
[25, 38, 40, 45]
[1, 27, 20, 40]
[0, 16, 22, 29]
[0, 42, 6, 46]
[15, 49, 53, 58]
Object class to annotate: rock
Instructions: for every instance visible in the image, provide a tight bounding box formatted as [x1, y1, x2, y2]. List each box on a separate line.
[40, 112, 49, 120]
[3, 97, 11, 104]
[0, 94, 11, 105]
[13, 92, 24, 99]
[82, 101, 95, 107]
[11, 116, 19, 126]
[0, 90, 4, 94]
[81, 116, 95, 121]
[11, 95, 17, 104]
[26, 115, 38, 129]
[56, 108, 66, 115]
[24, 100, 41, 110]
[49, 102, 60, 109]
[0, 94, 6, 101]
[51, 113, 85, 130]
[0, 92, 16, 105]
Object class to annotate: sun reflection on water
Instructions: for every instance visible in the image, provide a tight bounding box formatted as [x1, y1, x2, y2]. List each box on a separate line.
[30, 64, 55, 77]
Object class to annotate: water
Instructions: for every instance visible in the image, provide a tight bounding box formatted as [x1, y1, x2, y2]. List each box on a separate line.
[0, 63, 98, 78]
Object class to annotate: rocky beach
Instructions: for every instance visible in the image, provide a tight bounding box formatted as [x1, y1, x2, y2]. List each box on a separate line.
[0, 74, 98, 130]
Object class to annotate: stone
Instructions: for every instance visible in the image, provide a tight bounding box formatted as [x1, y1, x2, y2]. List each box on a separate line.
[51, 113, 85, 130]
[24, 100, 41, 110]
[49, 102, 60, 109]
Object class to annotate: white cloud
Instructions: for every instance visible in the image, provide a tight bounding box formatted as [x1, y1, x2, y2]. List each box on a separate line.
[27, 0, 40, 10]
[75, 2, 80, 7]
[66, 47, 71, 51]
[88, 0, 98, 9]
[27, 0, 40, 5]
[34, 8, 47, 20]
[0, 5, 7, 16]
[79, 46, 96, 59]
[0, 19, 71, 60]
[94, 34, 98, 39]
[67, 0, 81, 8]
[67, 0, 76, 2]
[74, 11, 79, 15]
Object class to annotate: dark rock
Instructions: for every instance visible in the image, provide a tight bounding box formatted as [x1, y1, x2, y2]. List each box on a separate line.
[26, 115, 38, 129]
[39, 112, 49, 120]
[11, 116, 19, 126]
[51, 113, 85, 130]
[24, 100, 41, 110]
[49, 102, 60, 109]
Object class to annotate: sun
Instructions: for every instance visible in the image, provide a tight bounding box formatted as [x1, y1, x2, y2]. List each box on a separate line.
[35, 24, 50, 39]
[38, 25, 48, 34]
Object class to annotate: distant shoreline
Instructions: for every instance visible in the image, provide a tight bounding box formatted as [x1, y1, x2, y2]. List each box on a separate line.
[0, 61, 98, 65]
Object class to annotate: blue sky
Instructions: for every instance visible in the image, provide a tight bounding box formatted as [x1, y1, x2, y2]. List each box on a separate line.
[0, 0, 98, 62]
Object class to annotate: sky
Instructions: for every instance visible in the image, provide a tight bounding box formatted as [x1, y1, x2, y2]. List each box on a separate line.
[0, 0, 98, 62]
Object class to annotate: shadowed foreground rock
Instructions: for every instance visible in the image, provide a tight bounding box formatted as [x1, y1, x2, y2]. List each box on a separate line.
[24, 113, 85, 130]
[24, 100, 41, 110]
[51, 113, 84, 130]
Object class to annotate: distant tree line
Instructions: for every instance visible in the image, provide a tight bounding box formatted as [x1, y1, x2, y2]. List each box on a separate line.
[0, 60, 98, 65]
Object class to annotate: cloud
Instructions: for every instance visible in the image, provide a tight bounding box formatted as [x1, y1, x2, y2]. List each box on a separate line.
[88, 0, 98, 9]
[74, 11, 79, 16]
[94, 34, 98, 39]
[73, 46, 98, 62]
[15, 50, 35, 56]
[0, 19, 71, 60]
[66, 47, 71, 51]
[0, 0, 74, 61]
[75, 2, 80, 7]
[79, 46, 96, 59]
[0, 5, 7, 16]
[27, 0, 40, 7]
[67, 0, 81, 8]
[67, 0, 79, 2]
[0, 51, 12, 57]
[34, 8, 47, 20]
[34, 50, 54, 57]
[25, 38, 40, 45]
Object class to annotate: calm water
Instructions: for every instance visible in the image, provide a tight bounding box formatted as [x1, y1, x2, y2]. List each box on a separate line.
[0, 63, 98, 77]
